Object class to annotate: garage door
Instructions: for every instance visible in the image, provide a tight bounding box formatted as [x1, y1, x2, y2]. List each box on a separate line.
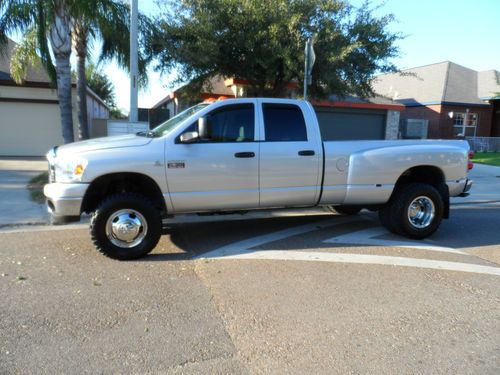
[314, 107, 386, 141]
[0, 102, 64, 156]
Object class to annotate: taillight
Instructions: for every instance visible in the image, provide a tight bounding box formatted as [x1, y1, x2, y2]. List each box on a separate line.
[467, 150, 474, 171]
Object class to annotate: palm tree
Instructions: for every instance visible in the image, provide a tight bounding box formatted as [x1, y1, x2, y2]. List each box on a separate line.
[71, 0, 131, 140]
[2, 0, 155, 141]
[0, 0, 74, 143]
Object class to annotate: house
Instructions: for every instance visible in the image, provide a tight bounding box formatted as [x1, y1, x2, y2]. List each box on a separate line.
[372, 62, 500, 139]
[152, 76, 404, 140]
[0, 38, 109, 156]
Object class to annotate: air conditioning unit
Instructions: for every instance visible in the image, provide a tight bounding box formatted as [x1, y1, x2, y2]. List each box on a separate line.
[400, 119, 429, 139]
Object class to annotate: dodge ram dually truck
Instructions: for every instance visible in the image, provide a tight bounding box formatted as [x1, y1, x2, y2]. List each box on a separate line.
[44, 98, 473, 260]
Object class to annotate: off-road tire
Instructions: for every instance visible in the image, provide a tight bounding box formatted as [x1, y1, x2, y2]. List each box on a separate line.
[90, 193, 162, 260]
[379, 183, 444, 239]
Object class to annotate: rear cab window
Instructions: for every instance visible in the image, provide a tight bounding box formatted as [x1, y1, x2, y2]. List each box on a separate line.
[262, 104, 308, 141]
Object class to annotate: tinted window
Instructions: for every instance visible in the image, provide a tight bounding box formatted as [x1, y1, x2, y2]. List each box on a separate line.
[263, 104, 307, 141]
[205, 104, 255, 142]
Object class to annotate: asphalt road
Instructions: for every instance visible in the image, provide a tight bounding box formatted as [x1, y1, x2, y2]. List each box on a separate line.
[1, 205, 499, 374]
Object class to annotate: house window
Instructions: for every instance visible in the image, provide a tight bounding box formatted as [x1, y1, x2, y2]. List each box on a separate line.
[453, 112, 477, 137]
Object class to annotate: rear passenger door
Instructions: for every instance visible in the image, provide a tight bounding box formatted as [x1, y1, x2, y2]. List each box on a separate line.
[258, 101, 323, 207]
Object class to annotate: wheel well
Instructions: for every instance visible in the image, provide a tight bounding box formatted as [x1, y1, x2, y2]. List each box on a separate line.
[393, 165, 449, 218]
[395, 165, 445, 189]
[81, 173, 167, 217]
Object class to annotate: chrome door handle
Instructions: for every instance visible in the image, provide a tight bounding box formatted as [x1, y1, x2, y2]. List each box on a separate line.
[298, 150, 315, 156]
[234, 152, 255, 158]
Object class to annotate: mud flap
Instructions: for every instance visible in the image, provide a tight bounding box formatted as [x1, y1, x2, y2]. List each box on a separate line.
[438, 184, 450, 219]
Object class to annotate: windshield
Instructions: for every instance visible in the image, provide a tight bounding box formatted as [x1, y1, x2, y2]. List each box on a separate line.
[152, 103, 209, 136]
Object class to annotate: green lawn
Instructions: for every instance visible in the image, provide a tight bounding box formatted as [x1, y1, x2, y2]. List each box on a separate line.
[472, 152, 500, 167]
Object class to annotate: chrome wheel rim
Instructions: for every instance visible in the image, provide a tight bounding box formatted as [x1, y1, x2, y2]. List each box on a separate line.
[407, 196, 435, 229]
[105, 209, 148, 248]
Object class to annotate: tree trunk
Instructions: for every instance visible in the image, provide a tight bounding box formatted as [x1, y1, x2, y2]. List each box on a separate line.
[74, 24, 89, 140]
[54, 55, 74, 143]
[48, 0, 74, 144]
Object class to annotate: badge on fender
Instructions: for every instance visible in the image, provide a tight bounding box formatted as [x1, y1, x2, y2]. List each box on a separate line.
[167, 161, 185, 169]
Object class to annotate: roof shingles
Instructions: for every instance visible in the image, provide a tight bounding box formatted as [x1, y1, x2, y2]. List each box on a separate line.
[373, 61, 500, 106]
[0, 38, 51, 83]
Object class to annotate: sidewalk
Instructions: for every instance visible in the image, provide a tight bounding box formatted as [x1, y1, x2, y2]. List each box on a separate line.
[0, 157, 48, 227]
[450, 163, 500, 205]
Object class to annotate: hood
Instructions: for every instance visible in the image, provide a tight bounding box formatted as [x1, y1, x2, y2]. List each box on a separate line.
[54, 134, 153, 156]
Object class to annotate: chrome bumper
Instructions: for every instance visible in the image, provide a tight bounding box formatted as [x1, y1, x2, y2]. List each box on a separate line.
[458, 179, 473, 197]
[43, 183, 89, 217]
[447, 178, 473, 197]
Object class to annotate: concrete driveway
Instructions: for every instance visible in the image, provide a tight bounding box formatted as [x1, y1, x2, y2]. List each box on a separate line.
[451, 163, 500, 204]
[0, 158, 48, 227]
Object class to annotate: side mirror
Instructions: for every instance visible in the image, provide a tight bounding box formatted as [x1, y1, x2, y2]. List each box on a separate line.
[197, 116, 209, 140]
[179, 131, 199, 143]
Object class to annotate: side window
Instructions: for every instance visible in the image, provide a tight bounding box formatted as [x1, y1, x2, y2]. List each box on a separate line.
[263, 104, 307, 142]
[205, 104, 255, 142]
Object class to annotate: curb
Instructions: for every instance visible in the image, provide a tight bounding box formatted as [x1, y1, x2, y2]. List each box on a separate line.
[450, 200, 500, 206]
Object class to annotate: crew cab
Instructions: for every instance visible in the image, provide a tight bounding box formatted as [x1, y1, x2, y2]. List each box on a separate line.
[44, 98, 473, 260]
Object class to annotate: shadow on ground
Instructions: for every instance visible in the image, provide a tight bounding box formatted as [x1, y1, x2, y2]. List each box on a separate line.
[136, 206, 500, 262]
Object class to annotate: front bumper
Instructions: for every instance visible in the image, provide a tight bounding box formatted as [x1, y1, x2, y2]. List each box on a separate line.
[43, 183, 90, 217]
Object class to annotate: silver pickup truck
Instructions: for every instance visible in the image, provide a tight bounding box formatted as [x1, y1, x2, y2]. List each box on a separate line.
[44, 98, 473, 260]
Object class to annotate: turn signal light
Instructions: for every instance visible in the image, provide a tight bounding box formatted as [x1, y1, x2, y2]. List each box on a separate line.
[75, 164, 85, 175]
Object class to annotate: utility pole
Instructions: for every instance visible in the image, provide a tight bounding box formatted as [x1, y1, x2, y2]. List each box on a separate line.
[129, 0, 138, 122]
[303, 37, 315, 100]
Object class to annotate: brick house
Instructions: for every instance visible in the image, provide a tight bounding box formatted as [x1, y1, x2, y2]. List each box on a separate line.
[372, 62, 500, 139]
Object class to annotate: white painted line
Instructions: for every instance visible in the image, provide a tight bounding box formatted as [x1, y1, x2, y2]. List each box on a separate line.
[213, 250, 500, 277]
[196, 216, 359, 259]
[324, 227, 468, 255]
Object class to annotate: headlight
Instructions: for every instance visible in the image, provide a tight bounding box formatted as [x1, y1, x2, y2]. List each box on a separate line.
[54, 157, 88, 183]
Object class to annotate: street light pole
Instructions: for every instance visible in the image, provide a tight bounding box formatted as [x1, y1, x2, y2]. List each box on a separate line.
[129, 0, 138, 122]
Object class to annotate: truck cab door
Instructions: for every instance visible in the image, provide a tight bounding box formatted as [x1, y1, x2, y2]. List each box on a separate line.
[165, 102, 259, 213]
[258, 101, 323, 207]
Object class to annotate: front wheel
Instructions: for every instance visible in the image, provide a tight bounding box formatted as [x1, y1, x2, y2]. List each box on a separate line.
[379, 183, 444, 239]
[90, 193, 162, 260]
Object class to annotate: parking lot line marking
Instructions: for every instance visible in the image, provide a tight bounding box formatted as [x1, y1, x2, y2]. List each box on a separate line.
[324, 228, 468, 255]
[196, 216, 359, 259]
[217, 251, 500, 277]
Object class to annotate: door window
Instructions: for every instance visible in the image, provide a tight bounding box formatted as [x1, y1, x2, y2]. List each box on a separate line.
[263, 104, 307, 141]
[202, 104, 255, 142]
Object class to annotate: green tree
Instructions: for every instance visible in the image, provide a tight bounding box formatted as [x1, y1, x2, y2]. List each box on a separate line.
[151, 0, 401, 98]
[85, 63, 116, 107]
[71, 1, 154, 139]
[1, 0, 155, 142]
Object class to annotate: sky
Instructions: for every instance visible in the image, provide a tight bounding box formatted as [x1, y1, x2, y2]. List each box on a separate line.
[100, 0, 500, 112]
